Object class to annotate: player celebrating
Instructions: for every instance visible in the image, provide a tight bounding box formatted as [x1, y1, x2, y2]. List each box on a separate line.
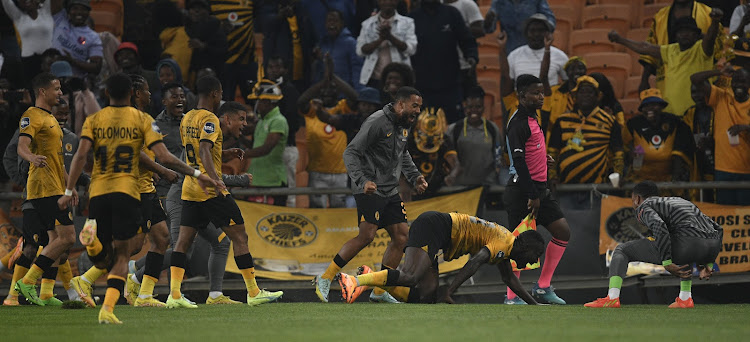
[338, 211, 545, 304]
[59, 73, 218, 324]
[167, 76, 283, 308]
[14, 73, 76, 307]
[314, 86, 428, 303]
[585, 181, 723, 308]
[503, 74, 570, 304]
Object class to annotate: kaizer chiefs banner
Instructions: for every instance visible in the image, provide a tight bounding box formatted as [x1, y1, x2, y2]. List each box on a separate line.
[600, 195, 750, 273]
[226, 188, 483, 280]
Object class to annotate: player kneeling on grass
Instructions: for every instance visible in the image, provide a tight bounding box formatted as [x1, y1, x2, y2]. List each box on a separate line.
[339, 211, 545, 304]
[585, 181, 723, 309]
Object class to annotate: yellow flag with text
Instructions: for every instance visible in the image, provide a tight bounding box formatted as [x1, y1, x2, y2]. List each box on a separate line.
[226, 188, 483, 280]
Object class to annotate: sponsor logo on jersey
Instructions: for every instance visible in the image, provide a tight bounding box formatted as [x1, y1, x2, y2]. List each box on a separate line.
[203, 122, 215, 134]
[20, 117, 30, 129]
[152, 122, 162, 134]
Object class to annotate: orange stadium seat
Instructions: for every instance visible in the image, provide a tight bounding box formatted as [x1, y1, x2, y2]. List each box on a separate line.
[550, 5, 578, 53]
[626, 27, 651, 43]
[619, 98, 641, 121]
[90, 11, 122, 37]
[569, 28, 620, 56]
[641, 3, 667, 29]
[477, 33, 500, 55]
[549, 0, 585, 23]
[583, 52, 631, 98]
[587, 0, 641, 27]
[624, 75, 642, 99]
[582, 4, 631, 35]
[478, 53, 501, 80]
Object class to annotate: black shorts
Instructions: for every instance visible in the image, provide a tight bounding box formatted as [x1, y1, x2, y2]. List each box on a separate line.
[503, 183, 565, 230]
[89, 193, 142, 243]
[139, 192, 167, 233]
[180, 196, 244, 230]
[405, 211, 453, 270]
[355, 194, 407, 229]
[22, 196, 73, 247]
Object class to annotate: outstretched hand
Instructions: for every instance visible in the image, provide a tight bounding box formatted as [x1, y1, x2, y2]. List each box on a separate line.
[664, 263, 692, 278]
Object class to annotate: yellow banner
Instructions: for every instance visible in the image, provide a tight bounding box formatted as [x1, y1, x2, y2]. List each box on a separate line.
[226, 188, 483, 280]
[599, 195, 750, 273]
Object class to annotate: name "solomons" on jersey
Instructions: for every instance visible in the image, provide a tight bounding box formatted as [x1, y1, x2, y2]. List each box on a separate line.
[93, 127, 141, 139]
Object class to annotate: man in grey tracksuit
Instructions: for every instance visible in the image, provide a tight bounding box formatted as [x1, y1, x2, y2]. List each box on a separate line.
[314, 86, 429, 303]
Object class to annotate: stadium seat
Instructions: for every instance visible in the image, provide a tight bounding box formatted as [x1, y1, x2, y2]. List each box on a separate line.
[583, 52, 631, 98]
[641, 3, 666, 29]
[619, 98, 641, 121]
[587, 0, 641, 27]
[549, 0, 585, 20]
[90, 11, 121, 37]
[569, 28, 620, 56]
[477, 33, 500, 55]
[624, 75, 642, 99]
[550, 5, 577, 53]
[477, 53, 500, 81]
[626, 27, 651, 43]
[582, 4, 631, 35]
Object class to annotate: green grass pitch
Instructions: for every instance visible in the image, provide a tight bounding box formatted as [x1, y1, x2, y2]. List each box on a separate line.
[2, 303, 749, 341]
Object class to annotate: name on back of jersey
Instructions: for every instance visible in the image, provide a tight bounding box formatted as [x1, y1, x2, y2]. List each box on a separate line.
[185, 126, 201, 139]
[92, 126, 141, 139]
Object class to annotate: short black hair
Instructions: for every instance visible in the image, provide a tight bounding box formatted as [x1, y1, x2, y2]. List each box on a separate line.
[633, 181, 659, 198]
[327, 9, 344, 21]
[395, 86, 421, 102]
[266, 55, 287, 67]
[129, 74, 147, 91]
[217, 101, 247, 118]
[32, 72, 58, 92]
[41, 48, 62, 59]
[516, 74, 542, 94]
[381, 62, 415, 87]
[464, 85, 486, 101]
[161, 82, 183, 97]
[196, 75, 222, 96]
[511, 230, 545, 267]
[106, 73, 133, 101]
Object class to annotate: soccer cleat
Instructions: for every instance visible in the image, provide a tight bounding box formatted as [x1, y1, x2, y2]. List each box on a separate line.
[42, 296, 63, 306]
[70, 276, 95, 308]
[313, 275, 332, 303]
[369, 290, 401, 303]
[532, 283, 567, 305]
[125, 274, 140, 306]
[247, 289, 283, 306]
[338, 273, 366, 304]
[79, 218, 98, 246]
[3, 295, 19, 306]
[206, 294, 242, 305]
[504, 296, 528, 305]
[8, 237, 23, 268]
[166, 294, 198, 308]
[98, 309, 123, 324]
[584, 296, 621, 308]
[668, 297, 694, 308]
[134, 296, 166, 307]
[15, 280, 44, 306]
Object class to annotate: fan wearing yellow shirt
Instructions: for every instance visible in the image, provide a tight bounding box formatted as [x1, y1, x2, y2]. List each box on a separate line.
[338, 211, 545, 304]
[58, 73, 219, 324]
[167, 75, 283, 309]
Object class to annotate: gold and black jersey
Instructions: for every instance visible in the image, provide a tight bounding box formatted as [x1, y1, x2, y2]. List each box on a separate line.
[211, 0, 254, 64]
[623, 113, 694, 182]
[81, 106, 163, 200]
[138, 146, 157, 194]
[547, 107, 625, 184]
[445, 213, 515, 264]
[19, 107, 66, 199]
[180, 109, 230, 202]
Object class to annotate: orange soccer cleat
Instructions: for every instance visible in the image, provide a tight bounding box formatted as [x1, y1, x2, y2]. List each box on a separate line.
[338, 273, 366, 304]
[668, 297, 694, 308]
[584, 296, 621, 308]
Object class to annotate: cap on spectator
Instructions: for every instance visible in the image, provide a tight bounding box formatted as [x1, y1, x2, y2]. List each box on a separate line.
[734, 36, 750, 58]
[564, 56, 587, 71]
[67, 0, 91, 10]
[638, 88, 668, 110]
[523, 13, 555, 33]
[672, 17, 701, 35]
[571, 75, 599, 92]
[187, 0, 211, 10]
[116, 42, 139, 56]
[414, 107, 447, 154]
[247, 79, 284, 102]
[357, 87, 381, 105]
[50, 61, 73, 78]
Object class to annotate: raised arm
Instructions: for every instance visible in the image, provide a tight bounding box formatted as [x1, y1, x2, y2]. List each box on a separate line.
[608, 30, 661, 61]
[540, 33, 554, 96]
[690, 64, 733, 101]
[498, 32, 513, 97]
[702, 8, 724, 57]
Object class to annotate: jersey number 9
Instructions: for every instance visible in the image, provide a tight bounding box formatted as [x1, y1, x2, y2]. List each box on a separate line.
[185, 143, 198, 167]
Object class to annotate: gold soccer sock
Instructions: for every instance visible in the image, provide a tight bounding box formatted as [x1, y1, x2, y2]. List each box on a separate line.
[86, 238, 103, 258]
[103, 275, 125, 313]
[322, 254, 347, 280]
[356, 270, 389, 287]
[9, 263, 30, 296]
[58, 261, 73, 290]
[139, 275, 157, 298]
[0, 249, 12, 269]
[388, 286, 411, 302]
[82, 266, 107, 284]
[40, 279, 55, 300]
[240, 267, 260, 297]
[170, 267, 185, 299]
[22, 265, 44, 285]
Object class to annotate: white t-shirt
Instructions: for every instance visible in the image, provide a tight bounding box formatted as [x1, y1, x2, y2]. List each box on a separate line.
[508, 45, 568, 86]
[730, 5, 750, 35]
[1, 0, 54, 57]
[446, 0, 483, 70]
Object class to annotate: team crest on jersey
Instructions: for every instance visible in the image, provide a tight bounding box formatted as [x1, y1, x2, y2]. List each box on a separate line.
[256, 213, 318, 248]
[65, 143, 73, 152]
[402, 129, 408, 137]
[203, 122, 215, 134]
[20, 117, 30, 129]
[151, 122, 162, 134]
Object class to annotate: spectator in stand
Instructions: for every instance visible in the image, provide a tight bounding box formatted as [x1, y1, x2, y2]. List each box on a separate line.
[639, 0, 723, 95]
[380, 61, 414, 103]
[315, 86, 382, 144]
[484, 0, 556, 54]
[684, 83, 715, 201]
[51, 0, 102, 78]
[538, 35, 586, 134]
[731, 3, 750, 37]
[445, 0, 484, 94]
[356, 0, 417, 90]
[50, 60, 100, 135]
[298, 55, 358, 208]
[301, 0, 355, 41]
[448, 86, 502, 187]
[692, 65, 750, 205]
[152, 58, 197, 116]
[264, 55, 302, 207]
[1, 0, 53, 84]
[609, 10, 722, 119]
[154, 0, 191, 83]
[247, 80, 289, 206]
[114, 43, 159, 103]
[404, 107, 459, 200]
[0, 65, 32, 174]
[410, 0, 477, 124]
[504, 14, 567, 88]
[185, 0, 227, 79]
[590, 72, 626, 130]
[352, 0, 410, 36]
[622, 89, 694, 195]
[211, 0, 257, 101]
[313, 10, 364, 91]
[260, 0, 316, 91]
[39, 48, 61, 74]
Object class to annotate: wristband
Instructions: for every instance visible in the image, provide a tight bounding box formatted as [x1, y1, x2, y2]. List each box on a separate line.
[64, 189, 73, 196]
[193, 169, 202, 178]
